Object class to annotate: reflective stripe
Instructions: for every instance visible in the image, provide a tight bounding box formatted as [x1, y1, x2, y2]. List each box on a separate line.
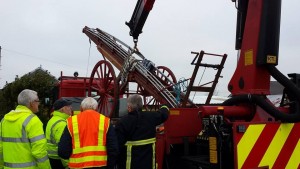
[36, 154, 49, 163]
[30, 134, 45, 142]
[4, 155, 48, 168]
[98, 115, 104, 145]
[72, 116, 80, 148]
[22, 114, 35, 137]
[4, 161, 36, 168]
[48, 120, 65, 144]
[125, 138, 156, 146]
[2, 134, 44, 143]
[47, 149, 57, 154]
[125, 138, 156, 169]
[126, 145, 133, 169]
[1, 115, 38, 143]
[160, 105, 169, 111]
[73, 145, 106, 154]
[2, 137, 30, 142]
[69, 155, 106, 163]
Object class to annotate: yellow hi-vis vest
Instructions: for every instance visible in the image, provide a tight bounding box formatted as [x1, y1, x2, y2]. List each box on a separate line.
[0, 105, 51, 169]
[46, 119, 65, 157]
[125, 138, 156, 169]
[67, 110, 109, 168]
[46, 111, 69, 167]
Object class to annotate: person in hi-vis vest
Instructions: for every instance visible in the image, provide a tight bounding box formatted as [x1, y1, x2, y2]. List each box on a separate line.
[58, 97, 119, 169]
[46, 98, 73, 169]
[0, 89, 51, 169]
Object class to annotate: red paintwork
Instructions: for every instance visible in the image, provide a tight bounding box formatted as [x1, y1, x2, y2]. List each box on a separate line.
[232, 122, 300, 169]
[228, 0, 270, 95]
[57, 74, 91, 98]
[199, 105, 252, 119]
[156, 108, 202, 168]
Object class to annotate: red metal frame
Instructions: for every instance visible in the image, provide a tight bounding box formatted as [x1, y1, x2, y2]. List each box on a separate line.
[156, 108, 202, 169]
[228, 0, 270, 95]
[57, 71, 90, 98]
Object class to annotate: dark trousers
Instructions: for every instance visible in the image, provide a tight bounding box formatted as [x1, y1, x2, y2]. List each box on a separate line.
[49, 158, 66, 169]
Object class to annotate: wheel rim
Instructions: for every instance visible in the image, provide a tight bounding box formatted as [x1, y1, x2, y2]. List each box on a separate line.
[89, 60, 117, 117]
[156, 66, 177, 86]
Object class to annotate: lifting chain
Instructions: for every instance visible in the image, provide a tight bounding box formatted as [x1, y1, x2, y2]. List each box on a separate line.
[133, 38, 140, 54]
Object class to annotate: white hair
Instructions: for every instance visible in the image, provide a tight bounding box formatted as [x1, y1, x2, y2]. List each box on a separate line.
[127, 94, 143, 111]
[81, 97, 98, 111]
[18, 89, 38, 107]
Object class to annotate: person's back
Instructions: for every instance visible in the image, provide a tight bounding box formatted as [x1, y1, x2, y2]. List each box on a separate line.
[58, 97, 118, 169]
[0, 89, 51, 169]
[67, 109, 109, 168]
[115, 94, 169, 169]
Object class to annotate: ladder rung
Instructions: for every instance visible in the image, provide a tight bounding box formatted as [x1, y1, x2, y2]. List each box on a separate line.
[191, 63, 220, 69]
[191, 86, 213, 92]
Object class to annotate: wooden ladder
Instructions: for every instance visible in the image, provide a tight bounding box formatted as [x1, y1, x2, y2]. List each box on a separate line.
[182, 50, 227, 106]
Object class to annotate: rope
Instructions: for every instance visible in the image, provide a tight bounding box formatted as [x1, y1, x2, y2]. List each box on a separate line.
[86, 39, 92, 77]
[192, 67, 207, 101]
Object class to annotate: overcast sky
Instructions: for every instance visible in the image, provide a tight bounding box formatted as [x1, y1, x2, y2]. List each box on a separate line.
[1, 0, 300, 96]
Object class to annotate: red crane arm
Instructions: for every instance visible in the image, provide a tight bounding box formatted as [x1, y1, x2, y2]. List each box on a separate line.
[126, 0, 156, 42]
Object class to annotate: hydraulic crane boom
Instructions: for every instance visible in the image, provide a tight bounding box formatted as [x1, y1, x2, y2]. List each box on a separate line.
[226, 0, 300, 122]
[126, 0, 156, 42]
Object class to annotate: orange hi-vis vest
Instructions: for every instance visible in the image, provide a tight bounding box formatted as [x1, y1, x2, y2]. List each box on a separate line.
[67, 110, 110, 168]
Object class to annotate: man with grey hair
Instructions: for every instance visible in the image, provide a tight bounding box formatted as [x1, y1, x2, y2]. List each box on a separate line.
[81, 97, 98, 110]
[0, 89, 51, 169]
[115, 94, 169, 169]
[58, 97, 118, 169]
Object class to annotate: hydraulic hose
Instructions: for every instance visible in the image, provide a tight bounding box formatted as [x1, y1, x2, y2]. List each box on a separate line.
[267, 65, 300, 101]
[267, 65, 300, 122]
[223, 65, 300, 122]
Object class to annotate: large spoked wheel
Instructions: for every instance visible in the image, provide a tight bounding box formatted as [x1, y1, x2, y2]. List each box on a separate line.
[88, 60, 118, 117]
[139, 66, 177, 110]
[155, 66, 177, 87]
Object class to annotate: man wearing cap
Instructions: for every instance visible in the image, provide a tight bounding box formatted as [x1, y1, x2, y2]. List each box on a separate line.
[46, 98, 73, 169]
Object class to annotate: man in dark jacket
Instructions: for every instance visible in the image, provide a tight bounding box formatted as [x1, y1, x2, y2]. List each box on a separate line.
[115, 94, 169, 169]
